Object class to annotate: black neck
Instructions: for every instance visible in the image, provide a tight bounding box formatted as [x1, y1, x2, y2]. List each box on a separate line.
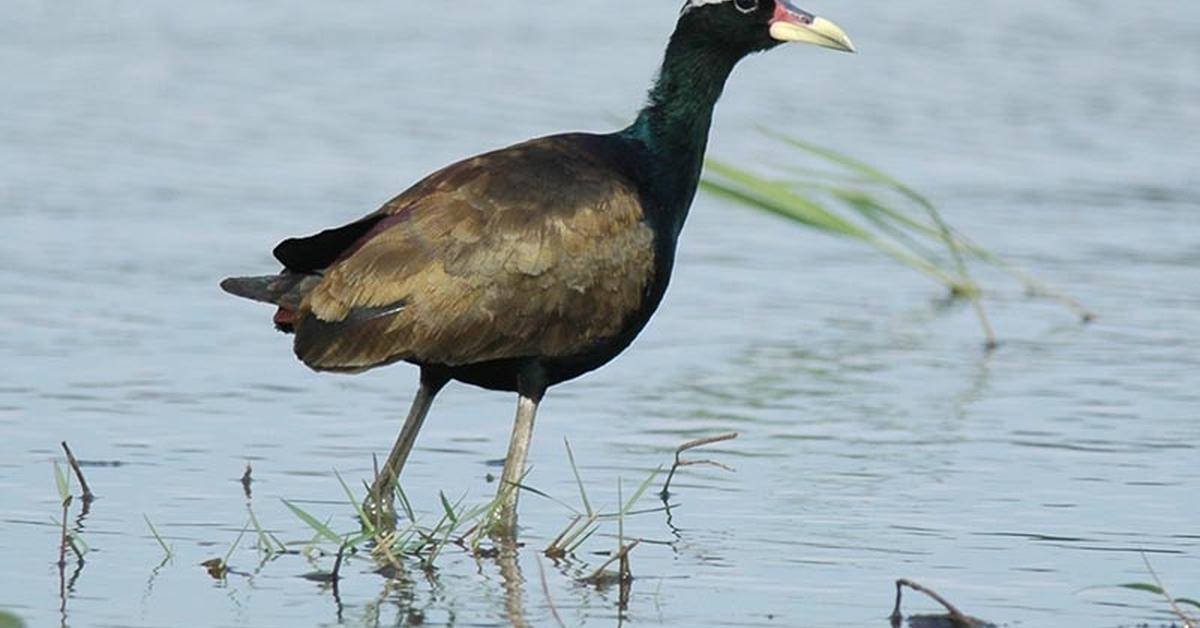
[622, 28, 745, 236]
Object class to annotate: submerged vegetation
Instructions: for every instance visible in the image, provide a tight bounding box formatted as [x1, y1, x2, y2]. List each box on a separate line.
[702, 134, 1096, 347]
[276, 439, 674, 584]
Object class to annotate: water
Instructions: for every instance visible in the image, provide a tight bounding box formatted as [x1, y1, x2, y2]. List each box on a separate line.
[2, 1, 1198, 626]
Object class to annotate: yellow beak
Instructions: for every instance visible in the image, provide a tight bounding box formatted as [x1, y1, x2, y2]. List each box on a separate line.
[768, 2, 855, 53]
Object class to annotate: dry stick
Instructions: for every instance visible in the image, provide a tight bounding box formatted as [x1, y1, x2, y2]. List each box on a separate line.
[584, 539, 641, 584]
[545, 514, 584, 557]
[551, 514, 599, 558]
[660, 432, 739, 498]
[536, 553, 568, 628]
[61, 442, 94, 503]
[1142, 552, 1198, 628]
[890, 579, 971, 625]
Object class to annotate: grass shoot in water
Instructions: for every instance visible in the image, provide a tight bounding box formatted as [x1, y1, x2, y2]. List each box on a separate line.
[702, 134, 1096, 347]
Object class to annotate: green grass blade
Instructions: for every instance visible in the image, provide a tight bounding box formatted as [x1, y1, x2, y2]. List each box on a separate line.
[334, 470, 374, 534]
[621, 466, 663, 514]
[513, 481, 580, 513]
[564, 438, 593, 517]
[769, 133, 997, 342]
[282, 500, 343, 546]
[705, 141, 997, 343]
[143, 514, 173, 559]
[704, 160, 872, 237]
[342, 530, 376, 548]
[246, 503, 287, 555]
[222, 519, 252, 568]
[617, 478, 624, 549]
[703, 160, 967, 283]
[1117, 583, 1200, 610]
[770, 133, 934, 208]
[0, 610, 25, 628]
[564, 525, 599, 555]
[559, 515, 600, 552]
[66, 529, 89, 558]
[53, 461, 70, 502]
[833, 190, 948, 264]
[395, 485, 417, 525]
[1120, 583, 1166, 595]
[438, 491, 459, 526]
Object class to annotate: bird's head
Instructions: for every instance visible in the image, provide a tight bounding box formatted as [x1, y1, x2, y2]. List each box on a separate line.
[678, 0, 855, 55]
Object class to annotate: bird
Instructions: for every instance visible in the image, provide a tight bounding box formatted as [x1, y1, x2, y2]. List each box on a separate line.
[221, 0, 853, 534]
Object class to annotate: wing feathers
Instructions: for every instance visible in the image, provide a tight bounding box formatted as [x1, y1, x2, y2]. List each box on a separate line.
[273, 214, 387, 273]
[291, 134, 657, 372]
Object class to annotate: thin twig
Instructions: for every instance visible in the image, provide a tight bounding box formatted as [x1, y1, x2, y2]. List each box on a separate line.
[891, 579, 972, 626]
[545, 514, 583, 558]
[660, 432, 738, 498]
[583, 539, 641, 585]
[144, 514, 173, 560]
[61, 442, 94, 503]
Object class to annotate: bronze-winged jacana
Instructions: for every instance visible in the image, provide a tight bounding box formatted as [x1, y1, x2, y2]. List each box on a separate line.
[221, 0, 854, 533]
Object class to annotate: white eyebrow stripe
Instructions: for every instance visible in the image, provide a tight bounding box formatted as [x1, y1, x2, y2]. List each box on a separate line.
[681, 0, 734, 15]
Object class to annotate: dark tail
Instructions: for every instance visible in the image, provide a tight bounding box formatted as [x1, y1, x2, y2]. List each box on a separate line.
[220, 273, 320, 309]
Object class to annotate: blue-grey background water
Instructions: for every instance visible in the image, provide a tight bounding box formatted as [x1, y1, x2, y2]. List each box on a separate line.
[2, 2, 1198, 626]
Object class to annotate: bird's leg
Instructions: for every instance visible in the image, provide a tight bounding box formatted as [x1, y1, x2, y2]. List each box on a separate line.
[490, 365, 547, 537]
[363, 369, 448, 529]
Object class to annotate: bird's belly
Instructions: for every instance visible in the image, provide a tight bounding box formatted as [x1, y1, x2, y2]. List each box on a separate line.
[425, 251, 676, 393]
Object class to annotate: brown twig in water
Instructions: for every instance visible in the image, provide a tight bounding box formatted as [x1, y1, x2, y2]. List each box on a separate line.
[890, 579, 977, 627]
[659, 432, 738, 498]
[582, 539, 641, 585]
[536, 553, 567, 628]
[61, 442, 94, 503]
[544, 514, 582, 558]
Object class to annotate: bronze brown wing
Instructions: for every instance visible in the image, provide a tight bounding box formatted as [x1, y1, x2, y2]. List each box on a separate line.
[289, 135, 656, 373]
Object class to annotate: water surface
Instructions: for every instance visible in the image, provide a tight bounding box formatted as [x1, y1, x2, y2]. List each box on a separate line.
[1, 1, 1198, 626]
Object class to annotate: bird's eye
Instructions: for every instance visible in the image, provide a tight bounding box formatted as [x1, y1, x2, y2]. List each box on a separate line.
[733, 0, 759, 14]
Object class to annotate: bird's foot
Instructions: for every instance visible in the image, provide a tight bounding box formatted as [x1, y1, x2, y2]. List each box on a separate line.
[484, 480, 522, 539]
[361, 481, 399, 533]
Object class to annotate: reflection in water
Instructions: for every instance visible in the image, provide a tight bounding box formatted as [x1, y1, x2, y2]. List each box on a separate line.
[56, 559, 76, 628]
[55, 490, 91, 628]
[140, 556, 171, 614]
[534, 553, 568, 628]
[495, 543, 528, 628]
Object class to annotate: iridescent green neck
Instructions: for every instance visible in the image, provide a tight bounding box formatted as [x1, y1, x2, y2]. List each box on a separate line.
[622, 30, 744, 234]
